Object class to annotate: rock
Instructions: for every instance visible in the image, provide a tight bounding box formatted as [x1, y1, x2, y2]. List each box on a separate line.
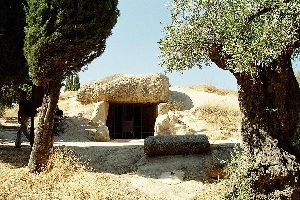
[208, 144, 237, 179]
[86, 122, 110, 142]
[157, 103, 169, 115]
[157, 101, 181, 115]
[77, 73, 169, 104]
[144, 135, 210, 156]
[168, 89, 194, 110]
[154, 111, 193, 135]
[90, 101, 109, 125]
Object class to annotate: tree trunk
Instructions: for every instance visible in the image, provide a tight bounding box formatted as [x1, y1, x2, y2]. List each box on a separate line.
[28, 80, 62, 172]
[234, 52, 300, 199]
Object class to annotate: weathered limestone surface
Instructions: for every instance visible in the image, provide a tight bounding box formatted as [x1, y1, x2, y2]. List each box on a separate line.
[144, 135, 210, 156]
[157, 101, 181, 115]
[154, 112, 193, 135]
[90, 101, 109, 125]
[86, 121, 110, 142]
[86, 101, 110, 142]
[77, 73, 169, 104]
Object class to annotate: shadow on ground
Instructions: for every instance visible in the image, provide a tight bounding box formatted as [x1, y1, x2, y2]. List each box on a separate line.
[169, 90, 194, 110]
[0, 115, 240, 183]
[56, 142, 239, 182]
[0, 144, 31, 168]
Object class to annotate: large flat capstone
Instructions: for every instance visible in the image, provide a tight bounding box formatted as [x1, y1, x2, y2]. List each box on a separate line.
[144, 135, 210, 156]
[77, 73, 169, 104]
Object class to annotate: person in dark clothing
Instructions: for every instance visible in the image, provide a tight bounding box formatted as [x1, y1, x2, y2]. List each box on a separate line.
[15, 90, 31, 148]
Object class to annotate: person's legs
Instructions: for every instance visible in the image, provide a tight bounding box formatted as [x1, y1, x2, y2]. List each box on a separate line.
[15, 116, 30, 147]
[15, 128, 22, 147]
[23, 131, 30, 141]
[22, 116, 30, 141]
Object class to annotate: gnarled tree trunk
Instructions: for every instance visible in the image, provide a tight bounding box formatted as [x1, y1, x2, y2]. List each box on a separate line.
[234, 52, 300, 199]
[28, 79, 62, 172]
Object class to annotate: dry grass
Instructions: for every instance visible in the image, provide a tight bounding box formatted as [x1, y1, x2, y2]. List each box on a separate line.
[0, 147, 151, 200]
[0, 147, 102, 200]
[0, 144, 231, 200]
[189, 85, 237, 96]
[193, 101, 241, 139]
[3, 105, 19, 118]
[59, 91, 77, 100]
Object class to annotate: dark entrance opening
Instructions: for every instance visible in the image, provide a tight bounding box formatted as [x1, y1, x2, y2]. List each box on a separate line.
[106, 103, 157, 139]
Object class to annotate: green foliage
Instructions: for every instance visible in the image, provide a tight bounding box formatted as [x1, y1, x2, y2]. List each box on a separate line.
[64, 75, 72, 92]
[64, 73, 80, 92]
[0, 85, 17, 117]
[223, 147, 254, 200]
[159, 0, 300, 74]
[0, 0, 29, 114]
[73, 74, 80, 91]
[0, 82, 33, 117]
[0, 0, 28, 85]
[24, 0, 119, 86]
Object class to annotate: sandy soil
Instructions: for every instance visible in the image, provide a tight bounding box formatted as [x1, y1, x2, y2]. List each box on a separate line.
[0, 87, 241, 200]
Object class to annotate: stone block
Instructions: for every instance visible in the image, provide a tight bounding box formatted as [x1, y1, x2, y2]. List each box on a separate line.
[144, 134, 210, 156]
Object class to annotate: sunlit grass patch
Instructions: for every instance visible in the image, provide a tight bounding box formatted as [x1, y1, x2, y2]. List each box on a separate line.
[193, 101, 241, 139]
[0, 147, 105, 200]
[189, 85, 237, 96]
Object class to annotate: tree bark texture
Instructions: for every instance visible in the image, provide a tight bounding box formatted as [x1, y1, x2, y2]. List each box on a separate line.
[234, 52, 300, 199]
[28, 80, 62, 172]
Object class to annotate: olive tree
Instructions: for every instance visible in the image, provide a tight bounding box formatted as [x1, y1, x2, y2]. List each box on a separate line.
[24, 0, 119, 172]
[160, 0, 300, 198]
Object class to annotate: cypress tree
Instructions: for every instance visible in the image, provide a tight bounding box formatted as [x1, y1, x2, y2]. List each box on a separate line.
[24, 0, 119, 172]
[72, 73, 80, 91]
[64, 75, 71, 92]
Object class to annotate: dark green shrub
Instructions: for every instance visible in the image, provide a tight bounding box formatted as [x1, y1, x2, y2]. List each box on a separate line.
[223, 147, 254, 200]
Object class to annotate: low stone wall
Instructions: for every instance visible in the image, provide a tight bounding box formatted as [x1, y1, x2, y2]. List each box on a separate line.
[144, 135, 210, 156]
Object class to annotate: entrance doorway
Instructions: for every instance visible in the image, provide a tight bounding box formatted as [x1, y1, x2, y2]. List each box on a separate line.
[106, 103, 157, 139]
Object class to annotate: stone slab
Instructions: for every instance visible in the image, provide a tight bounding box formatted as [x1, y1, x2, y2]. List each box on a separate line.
[144, 135, 210, 156]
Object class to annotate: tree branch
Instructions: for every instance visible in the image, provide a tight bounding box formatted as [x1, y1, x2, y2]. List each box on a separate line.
[208, 44, 227, 70]
[294, 40, 300, 49]
[245, 5, 278, 24]
[245, 0, 293, 24]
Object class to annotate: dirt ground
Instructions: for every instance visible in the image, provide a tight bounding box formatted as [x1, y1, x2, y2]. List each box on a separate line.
[0, 87, 241, 199]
